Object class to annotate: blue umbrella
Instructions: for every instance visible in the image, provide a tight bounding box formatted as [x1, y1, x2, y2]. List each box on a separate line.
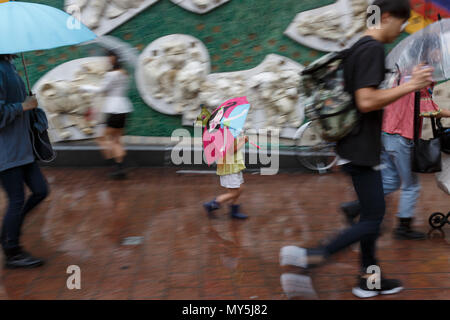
[0, 0, 97, 93]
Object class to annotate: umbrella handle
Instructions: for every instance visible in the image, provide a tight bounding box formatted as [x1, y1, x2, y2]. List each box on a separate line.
[20, 53, 33, 96]
[249, 141, 261, 149]
[222, 124, 261, 149]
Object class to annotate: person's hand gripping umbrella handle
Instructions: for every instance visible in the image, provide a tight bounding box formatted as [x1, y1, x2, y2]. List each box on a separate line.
[22, 95, 38, 111]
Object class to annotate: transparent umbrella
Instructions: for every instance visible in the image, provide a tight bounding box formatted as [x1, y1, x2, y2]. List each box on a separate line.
[80, 35, 139, 75]
[386, 18, 450, 86]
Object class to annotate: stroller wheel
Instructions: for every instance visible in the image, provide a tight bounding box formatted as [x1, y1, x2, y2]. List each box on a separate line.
[429, 212, 446, 229]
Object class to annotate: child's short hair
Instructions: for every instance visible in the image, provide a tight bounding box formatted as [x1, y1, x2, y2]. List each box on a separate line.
[369, 0, 411, 21]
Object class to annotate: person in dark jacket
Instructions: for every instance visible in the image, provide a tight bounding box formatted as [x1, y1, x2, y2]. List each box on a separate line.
[0, 54, 48, 268]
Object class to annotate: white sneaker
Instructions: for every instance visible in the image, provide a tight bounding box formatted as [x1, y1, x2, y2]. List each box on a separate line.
[279, 246, 308, 268]
[352, 276, 404, 299]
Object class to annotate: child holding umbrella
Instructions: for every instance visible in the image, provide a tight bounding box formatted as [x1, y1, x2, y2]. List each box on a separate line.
[201, 98, 251, 219]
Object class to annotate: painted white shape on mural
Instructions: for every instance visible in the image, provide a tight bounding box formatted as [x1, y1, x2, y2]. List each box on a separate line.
[136, 34, 210, 117]
[284, 0, 372, 52]
[65, 0, 159, 36]
[170, 0, 231, 14]
[32, 57, 111, 142]
[135, 34, 305, 139]
[65, 0, 231, 36]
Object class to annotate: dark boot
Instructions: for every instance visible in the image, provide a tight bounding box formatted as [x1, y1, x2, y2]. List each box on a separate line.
[340, 200, 361, 225]
[230, 204, 248, 220]
[203, 199, 220, 218]
[105, 158, 115, 166]
[109, 162, 126, 179]
[4, 247, 44, 269]
[394, 218, 426, 240]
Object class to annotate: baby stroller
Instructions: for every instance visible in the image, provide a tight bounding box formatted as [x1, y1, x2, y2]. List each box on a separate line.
[429, 122, 450, 229]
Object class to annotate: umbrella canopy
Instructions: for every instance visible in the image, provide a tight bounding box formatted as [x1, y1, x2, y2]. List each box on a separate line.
[0, 1, 96, 94]
[0, 1, 96, 54]
[81, 35, 139, 74]
[202, 97, 250, 165]
[386, 18, 450, 85]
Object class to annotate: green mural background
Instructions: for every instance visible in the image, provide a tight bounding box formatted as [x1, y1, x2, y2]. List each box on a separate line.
[19, 0, 408, 137]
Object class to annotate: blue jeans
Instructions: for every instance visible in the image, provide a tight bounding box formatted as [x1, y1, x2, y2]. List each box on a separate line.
[0, 162, 49, 253]
[381, 133, 421, 219]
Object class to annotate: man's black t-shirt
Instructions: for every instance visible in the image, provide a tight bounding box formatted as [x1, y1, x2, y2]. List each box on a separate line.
[336, 36, 386, 167]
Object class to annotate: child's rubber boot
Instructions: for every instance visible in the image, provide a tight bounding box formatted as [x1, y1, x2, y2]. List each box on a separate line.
[230, 204, 248, 220]
[203, 199, 220, 218]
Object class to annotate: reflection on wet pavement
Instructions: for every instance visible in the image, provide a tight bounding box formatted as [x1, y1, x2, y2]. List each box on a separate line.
[281, 273, 318, 299]
[0, 167, 448, 299]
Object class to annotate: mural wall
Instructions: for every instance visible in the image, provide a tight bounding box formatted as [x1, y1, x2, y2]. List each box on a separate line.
[20, 0, 449, 139]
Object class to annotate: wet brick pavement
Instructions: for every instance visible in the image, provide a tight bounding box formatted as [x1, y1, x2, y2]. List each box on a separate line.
[0, 167, 448, 300]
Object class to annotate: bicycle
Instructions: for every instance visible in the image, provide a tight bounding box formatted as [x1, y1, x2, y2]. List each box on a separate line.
[292, 120, 338, 173]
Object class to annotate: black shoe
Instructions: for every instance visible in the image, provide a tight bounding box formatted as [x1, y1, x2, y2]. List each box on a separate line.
[4, 251, 44, 269]
[340, 201, 361, 225]
[352, 276, 403, 298]
[394, 218, 426, 240]
[394, 226, 426, 240]
[109, 166, 127, 179]
[105, 158, 115, 166]
[109, 172, 126, 180]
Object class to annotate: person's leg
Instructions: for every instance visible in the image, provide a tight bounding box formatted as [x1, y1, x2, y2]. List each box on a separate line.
[19, 162, 49, 233]
[229, 185, 247, 219]
[1, 164, 46, 268]
[204, 173, 247, 219]
[203, 188, 237, 217]
[96, 127, 114, 160]
[323, 164, 402, 298]
[203, 186, 233, 214]
[0, 166, 26, 253]
[230, 185, 243, 205]
[340, 133, 401, 224]
[343, 164, 402, 298]
[389, 136, 424, 239]
[326, 164, 385, 263]
[110, 128, 126, 164]
[281, 164, 386, 269]
[108, 128, 128, 178]
[216, 188, 239, 204]
[380, 134, 401, 196]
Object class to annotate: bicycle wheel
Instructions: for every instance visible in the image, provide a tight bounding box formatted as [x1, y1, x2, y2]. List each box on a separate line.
[293, 121, 338, 172]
